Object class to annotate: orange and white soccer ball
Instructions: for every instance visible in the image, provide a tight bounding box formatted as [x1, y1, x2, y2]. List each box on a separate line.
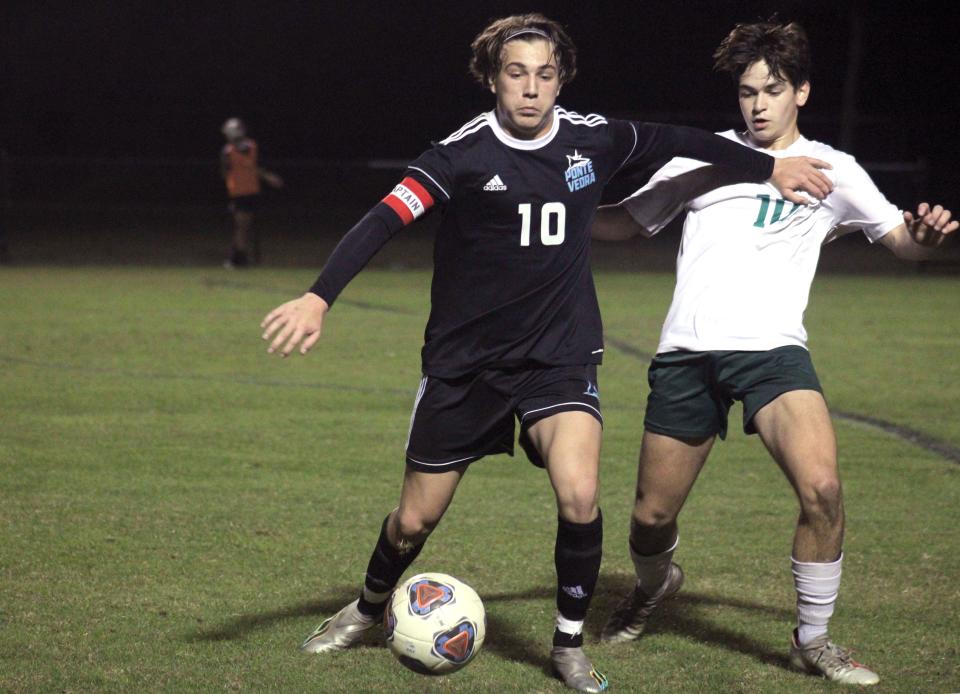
[385, 573, 486, 674]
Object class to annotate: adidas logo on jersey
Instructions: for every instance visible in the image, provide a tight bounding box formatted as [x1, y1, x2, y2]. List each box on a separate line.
[483, 174, 507, 192]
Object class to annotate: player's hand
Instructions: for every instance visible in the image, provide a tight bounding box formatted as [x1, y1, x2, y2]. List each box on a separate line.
[904, 203, 957, 248]
[261, 293, 329, 357]
[769, 156, 833, 205]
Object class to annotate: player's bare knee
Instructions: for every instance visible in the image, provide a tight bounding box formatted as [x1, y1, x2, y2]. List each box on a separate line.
[798, 475, 843, 525]
[631, 503, 677, 532]
[557, 480, 599, 523]
[559, 499, 599, 524]
[633, 488, 681, 526]
[393, 509, 438, 547]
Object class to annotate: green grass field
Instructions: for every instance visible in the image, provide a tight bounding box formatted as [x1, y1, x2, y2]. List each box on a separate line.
[1, 266, 958, 693]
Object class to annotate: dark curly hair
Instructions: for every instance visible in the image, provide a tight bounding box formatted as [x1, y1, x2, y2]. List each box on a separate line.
[469, 13, 577, 87]
[713, 21, 810, 88]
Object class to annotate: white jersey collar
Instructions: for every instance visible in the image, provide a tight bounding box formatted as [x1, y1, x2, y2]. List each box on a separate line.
[486, 108, 560, 150]
[735, 130, 809, 155]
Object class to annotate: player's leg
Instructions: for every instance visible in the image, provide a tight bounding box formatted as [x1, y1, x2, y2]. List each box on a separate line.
[231, 209, 254, 266]
[302, 372, 509, 654]
[603, 351, 724, 643]
[753, 389, 843, 563]
[736, 344, 877, 685]
[251, 216, 261, 265]
[526, 409, 601, 521]
[362, 464, 467, 615]
[515, 364, 607, 691]
[526, 409, 602, 601]
[300, 464, 465, 654]
[247, 196, 261, 265]
[524, 409, 608, 693]
[601, 430, 711, 642]
[631, 430, 714, 554]
[751, 388, 878, 685]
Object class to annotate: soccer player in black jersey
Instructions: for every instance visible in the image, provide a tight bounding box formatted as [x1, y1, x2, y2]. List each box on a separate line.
[260, 13, 832, 692]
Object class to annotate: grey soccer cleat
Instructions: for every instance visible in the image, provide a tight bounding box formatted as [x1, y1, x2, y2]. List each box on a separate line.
[601, 562, 684, 643]
[551, 646, 609, 692]
[789, 630, 879, 686]
[299, 599, 377, 654]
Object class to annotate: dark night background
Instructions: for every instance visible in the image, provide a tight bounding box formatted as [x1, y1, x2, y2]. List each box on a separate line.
[0, 0, 957, 263]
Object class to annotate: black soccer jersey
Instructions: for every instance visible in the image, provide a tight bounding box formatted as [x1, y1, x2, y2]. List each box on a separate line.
[310, 106, 773, 379]
[403, 108, 771, 378]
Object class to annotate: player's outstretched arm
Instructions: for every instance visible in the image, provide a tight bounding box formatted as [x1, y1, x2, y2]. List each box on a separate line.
[879, 202, 957, 259]
[258, 176, 435, 358]
[769, 157, 833, 205]
[258, 168, 285, 189]
[634, 125, 834, 205]
[261, 292, 329, 357]
[591, 205, 651, 241]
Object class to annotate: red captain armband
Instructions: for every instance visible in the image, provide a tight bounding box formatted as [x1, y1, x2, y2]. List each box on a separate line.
[382, 177, 435, 225]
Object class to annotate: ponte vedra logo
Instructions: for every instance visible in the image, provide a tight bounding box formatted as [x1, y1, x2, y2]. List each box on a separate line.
[565, 150, 596, 192]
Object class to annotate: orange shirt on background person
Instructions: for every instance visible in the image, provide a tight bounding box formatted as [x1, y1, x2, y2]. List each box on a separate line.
[222, 139, 261, 198]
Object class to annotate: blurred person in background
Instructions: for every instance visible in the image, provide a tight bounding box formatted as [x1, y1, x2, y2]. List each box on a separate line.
[220, 117, 283, 268]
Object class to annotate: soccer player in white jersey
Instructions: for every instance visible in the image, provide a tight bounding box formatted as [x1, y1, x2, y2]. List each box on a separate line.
[261, 14, 833, 692]
[592, 21, 956, 686]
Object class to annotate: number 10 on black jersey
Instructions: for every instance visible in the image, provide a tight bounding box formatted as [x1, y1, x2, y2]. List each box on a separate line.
[519, 202, 567, 246]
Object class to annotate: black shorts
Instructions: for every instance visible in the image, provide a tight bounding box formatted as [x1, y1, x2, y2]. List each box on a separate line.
[643, 345, 823, 440]
[405, 364, 602, 473]
[228, 195, 258, 213]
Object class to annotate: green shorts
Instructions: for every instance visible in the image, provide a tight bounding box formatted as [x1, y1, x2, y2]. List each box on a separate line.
[643, 345, 823, 440]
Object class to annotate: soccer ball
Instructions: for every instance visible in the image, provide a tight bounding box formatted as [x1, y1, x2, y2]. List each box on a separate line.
[385, 572, 486, 675]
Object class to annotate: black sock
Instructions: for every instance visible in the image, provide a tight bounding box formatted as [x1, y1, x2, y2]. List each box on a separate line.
[230, 248, 248, 266]
[555, 510, 603, 624]
[356, 514, 424, 617]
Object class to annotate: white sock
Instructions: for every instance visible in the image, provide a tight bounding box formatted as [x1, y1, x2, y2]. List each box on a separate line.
[630, 533, 679, 594]
[792, 553, 842, 645]
[555, 612, 583, 637]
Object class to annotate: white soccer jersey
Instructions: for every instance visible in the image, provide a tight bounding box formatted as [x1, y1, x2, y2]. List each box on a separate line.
[623, 131, 904, 353]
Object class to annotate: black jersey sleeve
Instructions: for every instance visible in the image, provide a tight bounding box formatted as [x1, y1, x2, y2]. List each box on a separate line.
[307, 137, 458, 307]
[307, 202, 408, 306]
[611, 120, 774, 182]
[403, 143, 457, 202]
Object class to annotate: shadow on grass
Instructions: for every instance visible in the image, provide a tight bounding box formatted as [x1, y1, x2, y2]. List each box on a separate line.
[188, 585, 380, 645]
[591, 572, 793, 669]
[483, 576, 793, 670]
[188, 573, 793, 670]
[483, 585, 556, 675]
[191, 583, 555, 677]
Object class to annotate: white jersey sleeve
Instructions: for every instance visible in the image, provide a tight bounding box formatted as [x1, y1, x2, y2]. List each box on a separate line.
[620, 158, 707, 236]
[826, 154, 903, 243]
